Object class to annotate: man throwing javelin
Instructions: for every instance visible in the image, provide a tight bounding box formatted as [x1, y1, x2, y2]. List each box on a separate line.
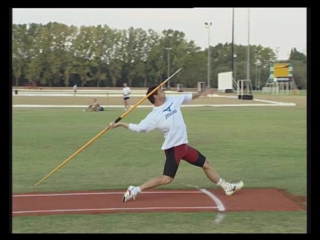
[109, 86, 244, 203]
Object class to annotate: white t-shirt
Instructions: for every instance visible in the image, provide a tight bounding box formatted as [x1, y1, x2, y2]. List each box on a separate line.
[128, 94, 193, 150]
[123, 87, 131, 97]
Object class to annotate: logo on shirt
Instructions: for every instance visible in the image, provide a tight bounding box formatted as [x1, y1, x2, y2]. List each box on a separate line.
[163, 102, 177, 120]
[163, 102, 173, 112]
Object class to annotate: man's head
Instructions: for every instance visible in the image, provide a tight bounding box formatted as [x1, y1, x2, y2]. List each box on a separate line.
[123, 83, 127, 87]
[93, 98, 97, 102]
[146, 85, 166, 105]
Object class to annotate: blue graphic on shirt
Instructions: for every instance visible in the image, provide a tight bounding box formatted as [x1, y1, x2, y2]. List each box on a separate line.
[163, 102, 177, 120]
[163, 102, 173, 112]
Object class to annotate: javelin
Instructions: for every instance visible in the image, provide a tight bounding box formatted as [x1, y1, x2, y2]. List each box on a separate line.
[32, 68, 183, 189]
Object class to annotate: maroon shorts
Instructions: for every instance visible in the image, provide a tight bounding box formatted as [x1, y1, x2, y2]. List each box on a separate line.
[163, 144, 206, 178]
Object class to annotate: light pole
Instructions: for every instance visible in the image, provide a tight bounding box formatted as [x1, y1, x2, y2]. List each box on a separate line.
[256, 59, 261, 90]
[275, 47, 279, 61]
[234, 54, 237, 81]
[204, 22, 212, 88]
[255, 60, 258, 89]
[231, 8, 235, 80]
[165, 47, 171, 88]
[246, 8, 250, 81]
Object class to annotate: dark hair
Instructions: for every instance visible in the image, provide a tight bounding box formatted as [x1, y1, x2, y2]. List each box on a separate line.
[146, 85, 159, 104]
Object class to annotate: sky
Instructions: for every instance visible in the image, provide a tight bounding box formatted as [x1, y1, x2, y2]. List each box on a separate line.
[12, 8, 307, 60]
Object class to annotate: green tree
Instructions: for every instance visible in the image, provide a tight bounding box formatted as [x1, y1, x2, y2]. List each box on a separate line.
[289, 48, 306, 64]
[12, 22, 307, 89]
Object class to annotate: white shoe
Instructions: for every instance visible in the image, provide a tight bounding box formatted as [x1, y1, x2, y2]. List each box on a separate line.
[224, 181, 244, 196]
[122, 186, 137, 203]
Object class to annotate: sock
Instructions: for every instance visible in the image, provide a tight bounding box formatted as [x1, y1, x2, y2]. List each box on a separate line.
[131, 187, 141, 195]
[217, 178, 225, 186]
[217, 178, 229, 189]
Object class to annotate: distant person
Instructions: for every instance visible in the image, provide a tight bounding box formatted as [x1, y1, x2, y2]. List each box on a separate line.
[83, 98, 103, 112]
[73, 84, 77, 96]
[122, 83, 131, 111]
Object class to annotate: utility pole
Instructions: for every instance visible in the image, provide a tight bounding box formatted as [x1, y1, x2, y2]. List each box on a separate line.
[275, 47, 279, 61]
[231, 8, 235, 80]
[165, 47, 172, 88]
[246, 8, 250, 80]
[204, 22, 212, 88]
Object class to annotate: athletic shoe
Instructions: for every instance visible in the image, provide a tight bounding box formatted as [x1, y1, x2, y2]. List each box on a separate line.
[122, 185, 137, 203]
[224, 181, 244, 196]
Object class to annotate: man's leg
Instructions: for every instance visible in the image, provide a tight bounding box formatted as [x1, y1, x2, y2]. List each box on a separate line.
[138, 175, 173, 191]
[123, 99, 127, 110]
[182, 145, 244, 196]
[122, 146, 182, 202]
[138, 145, 180, 191]
[84, 105, 92, 111]
[122, 175, 173, 202]
[125, 98, 130, 109]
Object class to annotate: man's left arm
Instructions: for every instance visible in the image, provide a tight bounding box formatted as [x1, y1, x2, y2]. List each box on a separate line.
[192, 88, 214, 100]
[180, 88, 215, 104]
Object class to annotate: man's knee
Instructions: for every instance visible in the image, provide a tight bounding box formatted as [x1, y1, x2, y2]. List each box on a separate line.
[202, 159, 211, 170]
[161, 175, 173, 184]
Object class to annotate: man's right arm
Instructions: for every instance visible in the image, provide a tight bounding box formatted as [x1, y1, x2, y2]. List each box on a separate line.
[110, 116, 156, 133]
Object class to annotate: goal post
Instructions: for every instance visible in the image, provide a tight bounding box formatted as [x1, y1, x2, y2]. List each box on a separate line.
[237, 79, 254, 100]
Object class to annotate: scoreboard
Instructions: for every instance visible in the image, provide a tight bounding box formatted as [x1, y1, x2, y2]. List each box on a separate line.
[269, 63, 293, 82]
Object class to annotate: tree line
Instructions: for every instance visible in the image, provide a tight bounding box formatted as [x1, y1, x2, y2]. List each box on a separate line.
[12, 22, 307, 89]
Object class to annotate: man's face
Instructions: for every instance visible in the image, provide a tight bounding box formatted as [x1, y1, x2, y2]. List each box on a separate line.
[155, 88, 166, 102]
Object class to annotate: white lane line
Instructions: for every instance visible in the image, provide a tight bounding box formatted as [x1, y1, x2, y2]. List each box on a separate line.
[199, 189, 225, 212]
[13, 190, 202, 198]
[183, 183, 226, 225]
[198, 189, 226, 224]
[12, 206, 217, 215]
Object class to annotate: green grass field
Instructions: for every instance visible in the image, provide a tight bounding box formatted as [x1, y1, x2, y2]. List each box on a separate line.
[12, 99, 307, 233]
